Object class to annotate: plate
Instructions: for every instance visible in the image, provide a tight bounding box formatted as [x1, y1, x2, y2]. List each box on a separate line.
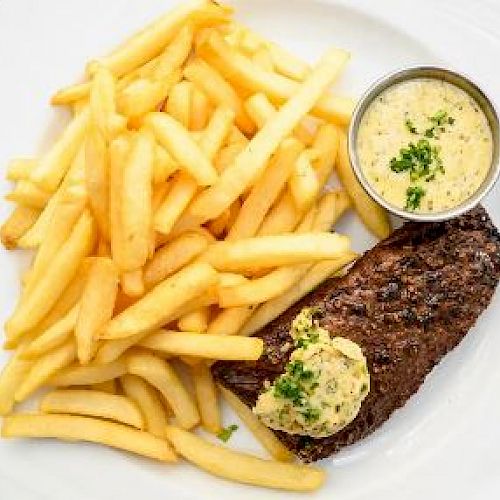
[0, 1, 499, 499]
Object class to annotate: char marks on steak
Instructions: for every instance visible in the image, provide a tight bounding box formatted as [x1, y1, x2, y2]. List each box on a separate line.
[212, 206, 500, 462]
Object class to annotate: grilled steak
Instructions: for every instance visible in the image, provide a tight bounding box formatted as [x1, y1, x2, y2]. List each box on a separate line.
[212, 206, 500, 462]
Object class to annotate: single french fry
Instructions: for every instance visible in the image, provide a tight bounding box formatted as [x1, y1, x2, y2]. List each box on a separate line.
[289, 150, 320, 211]
[51, 358, 128, 386]
[336, 132, 392, 239]
[100, 262, 218, 339]
[190, 87, 211, 131]
[127, 352, 199, 430]
[6, 210, 96, 343]
[184, 58, 255, 135]
[153, 24, 194, 80]
[153, 145, 178, 184]
[202, 232, 350, 272]
[240, 253, 357, 337]
[2, 414, 176, 462]
[311, 123, 340, 187]
[166, 80, 193, 129]
[191, 363, 221, 434]
[198, 31, 353, 125]
[267, 42, 311, 82]
[93, 0, 230, 77]
[206, 306, 254, 336]
[0, 205, 40, 249]
[0, 352, 33, 415]
[51, 81, 92, 106]
[146, 113, 218, 186]
[120, 131, 154, 271]
[184, 48, 348, 226]
[15, 340, 76, 402]
[257, 191, 300, 236]
[218, 385, 293, 462]
[21, 304, 80, 360]
[197, 106, 235, 161]
[30, 108, 90, 191]
[144, 231, 210, 289]
[252, 46, 274, 72]
[76, 257, 119, 364]
[6, 180, 52, 209]
[121, 374, 169, 438]
[227, 138, 303, 240]
[178, 307, 209, 332]
[40, 389, 144, 429]
[139, 331, 263, 360]
[95, 333, 149, 365]
[120, 269, 145, 298]
[165, 426, 325, 492]
[85, 125, 110, 239]
[314, 190, 351, 231]
[214, 142, 246, 174]
[6, 158, 37, 181]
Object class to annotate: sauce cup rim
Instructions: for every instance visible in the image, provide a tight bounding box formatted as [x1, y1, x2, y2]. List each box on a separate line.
[347, 65, 500, 222]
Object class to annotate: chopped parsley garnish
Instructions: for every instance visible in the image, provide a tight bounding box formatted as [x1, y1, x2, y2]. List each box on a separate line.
[405, 186, 425, 210]
[287, 360, 314, 381]
[390, 139, 441, 182]
[274, 377, 303, 405]
[424, 110, 455, 138]
[217, 424, 238, 442]
[301, 407, 321, 423]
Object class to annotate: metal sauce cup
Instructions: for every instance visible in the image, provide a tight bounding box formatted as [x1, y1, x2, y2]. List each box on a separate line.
[348, 66, 500, 222]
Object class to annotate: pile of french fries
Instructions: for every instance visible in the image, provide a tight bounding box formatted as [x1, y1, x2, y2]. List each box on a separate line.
[0, 0, 391, 493]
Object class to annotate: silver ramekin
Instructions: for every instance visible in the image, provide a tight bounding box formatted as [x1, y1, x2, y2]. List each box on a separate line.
[348, 66, 500, 222]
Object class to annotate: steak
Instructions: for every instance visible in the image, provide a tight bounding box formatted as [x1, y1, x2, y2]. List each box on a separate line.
[212, 206, 500, 462]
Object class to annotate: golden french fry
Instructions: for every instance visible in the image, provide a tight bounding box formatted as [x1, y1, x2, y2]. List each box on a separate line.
[153, 24, 194, 80]
[0, 352, 33, 415]
[184, 58, 255, 135]
[119, 131, 154, 271]
[50, 358, 128, 386]
[15, 340, 76, 402]
[146, 113, 218, 186]
[121, 374, 169, 438]
[2, 414, 176, 462]
[6, 180, 52, 209]
[139, 331, 263, 360]
[202, 232, 350, 272]
[120, 269, 144, 298]
[95, 334, 148, 365]
[311, 123, 340, 187]
[252, 47, 274, 72]
[6, 158, 37, 181]
[190, 87, 211, 131]
[227, 138, 303, 240]
[93, 0, 230, 77]
[76, 257, 119, 364]
[166, 80, 193, 129]
[258, 191, 300, 236]
[165, 426, 325, 492]
[198, 31, 353, 125]
[184, 48, 348, 225]
[85, 125, 110, 239]
[206, 306, 254, 336]
[51, 81, 92, 106]
[30, 108, 90, 191]
[191, 363, 221, 434]
[127, 352, 199, 430]
[144, 231, 210, 289]
[289, 150, 320, 211]
[267, 42, 311, 82]
[177, 307, 209, 332]
[218, 385, 293, 462]
[100, 262, 218, 339]
[336, 132, 392, 239]
[6, 210, 96, 342]
[240, 253, 357, 337]
[153, 144, 178, 184]
[40, 389, 144, 429]
[0, 205, 40, 249]
[214, 142, 246, 174]
[21, 304, 79, 360]
[197, 106, 235, 161]
[313, 190, 351, 231]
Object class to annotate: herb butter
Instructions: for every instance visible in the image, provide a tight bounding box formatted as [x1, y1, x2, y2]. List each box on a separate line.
[253, 308, 370, 438]
[357, 78, 493, 212]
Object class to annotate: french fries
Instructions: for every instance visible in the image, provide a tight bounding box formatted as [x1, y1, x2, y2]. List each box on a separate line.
[127, 352, 199, 430]
[5, 180, 52, 209]
[40, 389, 145, 429]
[139, 331, 263, 360]
[0, 352, 33, 415]
[50, 358, 127, 387]
[202, 232, 350, 272]
[0, 205, 40, 249]
[165, 426, 325, 491]
[191, 363, 221, 434]
[219, 385, 293, 462]
[121, 374, 169, 438]
[2, 414, 176, 462]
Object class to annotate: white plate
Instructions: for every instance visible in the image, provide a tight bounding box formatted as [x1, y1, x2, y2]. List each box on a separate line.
[1, 1, 499, 499]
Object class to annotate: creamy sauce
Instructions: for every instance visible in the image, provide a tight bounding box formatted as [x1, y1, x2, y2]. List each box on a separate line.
[253, 308, 370, 438]
[357, 78, 493, 213]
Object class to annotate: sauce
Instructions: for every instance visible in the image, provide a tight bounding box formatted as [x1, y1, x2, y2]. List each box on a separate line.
[357, 78, 493, 212]
[253, 308, 370, 438]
